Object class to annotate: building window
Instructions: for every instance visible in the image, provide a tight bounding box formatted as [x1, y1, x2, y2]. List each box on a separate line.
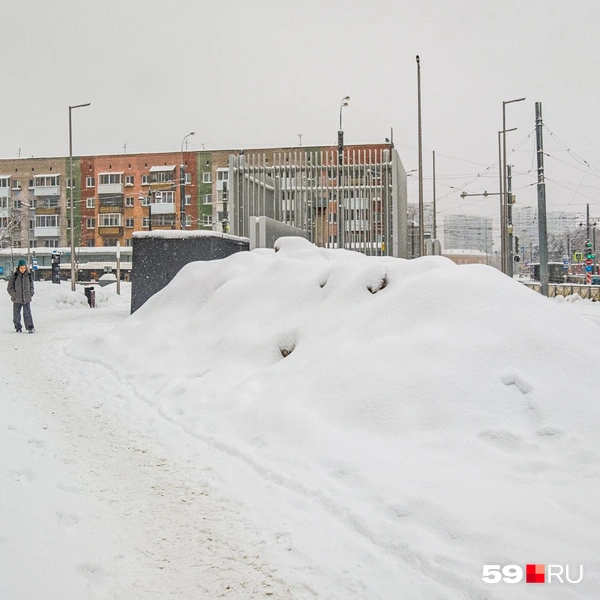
[185, 173, 192, 184]
[99, 213, 122, 227]
[86, 197, 95, 208]
[99, 173, 122, 185]
[86, 240, 95, 247]
[0, 178, 10, 189]
[141, 174, 149, 185]
[202, 172, 212, 184]
[66, 178, 75, 189]
[185, 215, 192, 228]
[43, 239, 59, 248]
[125, 196, 134, 207]
[185, 194, 191, 206]
[34, 175, 59, 187]
[151, 171, 173, 184]
[202, 215, 213, 226]
[125, 175, 134, 186]
[86, 218, 96, 229]
[154, 215, 175, 226]
[86, 177, 95, 188]
[142, 217, 150, 228]
[154, 190, 174, 204]
[35, 215, 59, 227]
[12, 180, 21, 190]
[125, 238, 133, 247]
[126, 217, 134, 228]
[217, 170, 229, 181]
[203, 194, 212, 205]
[103, 239, 118, 247]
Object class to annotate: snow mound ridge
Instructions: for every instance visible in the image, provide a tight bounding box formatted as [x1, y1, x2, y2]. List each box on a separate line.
[71, 237, 600, 598]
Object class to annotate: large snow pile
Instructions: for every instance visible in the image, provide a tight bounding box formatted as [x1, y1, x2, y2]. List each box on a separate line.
[73, 237, 600, 598]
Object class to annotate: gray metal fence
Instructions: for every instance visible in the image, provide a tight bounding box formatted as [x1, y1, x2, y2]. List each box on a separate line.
[228, 148, 407, 258]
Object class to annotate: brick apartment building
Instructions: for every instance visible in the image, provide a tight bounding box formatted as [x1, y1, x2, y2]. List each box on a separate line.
[0, 142, 402, 253]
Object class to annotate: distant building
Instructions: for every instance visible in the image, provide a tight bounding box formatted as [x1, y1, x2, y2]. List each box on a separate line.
[443, 248, 490, 265]
[443, 214, 493, 255]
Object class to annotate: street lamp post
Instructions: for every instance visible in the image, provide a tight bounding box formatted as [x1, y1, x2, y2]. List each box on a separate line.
[501, 97, 525, 277]
[180, 131, 195, 230]
[338, 96, 350, 250]
[69, 102, 91, 291]
[416, 55, 424, 257]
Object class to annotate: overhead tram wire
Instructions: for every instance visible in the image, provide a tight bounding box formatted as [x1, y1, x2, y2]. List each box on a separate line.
[543, 124, 600, 179]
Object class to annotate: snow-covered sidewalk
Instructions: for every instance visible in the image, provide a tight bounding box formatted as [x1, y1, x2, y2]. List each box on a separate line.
[2, 244, 600, 600]
[1, 283, 300, 599]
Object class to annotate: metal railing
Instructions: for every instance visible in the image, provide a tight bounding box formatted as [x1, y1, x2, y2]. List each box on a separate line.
[522, 281, 600, 301]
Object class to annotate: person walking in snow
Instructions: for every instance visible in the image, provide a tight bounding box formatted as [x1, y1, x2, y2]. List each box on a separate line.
[7, 259, 35, 333]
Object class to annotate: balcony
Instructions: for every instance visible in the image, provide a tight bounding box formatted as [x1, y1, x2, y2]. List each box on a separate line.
[34, 226, 60, 238]
[98, 226, 124, 236]
[97, 182, 124, 195]
[36, 206, 60, 215]
[97, 172, 124, 195]
[99, 196, 124, 212]
[34, 185, 60, 197]
[152, 202, 176, 214]
[0, 186, 10, 199]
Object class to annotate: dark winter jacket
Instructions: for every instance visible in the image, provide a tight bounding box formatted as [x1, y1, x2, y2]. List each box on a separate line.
[7, 268, 35, 304]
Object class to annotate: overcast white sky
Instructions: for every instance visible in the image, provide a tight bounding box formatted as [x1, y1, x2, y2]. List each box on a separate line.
[3, 0, 600, 222]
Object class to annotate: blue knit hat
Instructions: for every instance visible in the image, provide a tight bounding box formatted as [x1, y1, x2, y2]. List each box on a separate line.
[17, 259, 27, 267]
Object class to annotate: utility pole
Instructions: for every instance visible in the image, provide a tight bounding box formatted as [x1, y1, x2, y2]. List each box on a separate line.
[535, 102, 549, 296]
[416, 55, 424, 257]
[507, 164, 514, 277]
[298, 134, 302, 147]
[501, 97, 526, 273]
[586, 203, 590, 240]
[497, 131, 505, 273]
[593, 224, 597, 275]
[432, 150, 437, 242]
[338, 96, 349, 250]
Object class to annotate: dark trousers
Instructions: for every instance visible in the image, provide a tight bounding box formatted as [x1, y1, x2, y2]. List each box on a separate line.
[13, 302, 34, 331]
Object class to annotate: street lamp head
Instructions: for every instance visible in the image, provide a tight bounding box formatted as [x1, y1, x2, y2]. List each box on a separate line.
[504, 97, 526, 106]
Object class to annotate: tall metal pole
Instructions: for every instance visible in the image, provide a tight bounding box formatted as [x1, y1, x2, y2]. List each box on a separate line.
[69, 109, 74, 290]
[68, 102, 90, 292]
[535, 102, 549, 296]
[432, 149, 437, 242]
[593, 225, 597, 275]
[502, 108, 507, 274]
[180, 132, 195, 230]
[586, 203, 590, 240]
[416, 55, 424, 256]
[507, 164, 514, 277]
[501, 98, 526, 274]
[497, 131, 504, 272]
[338, 96, 349, 250]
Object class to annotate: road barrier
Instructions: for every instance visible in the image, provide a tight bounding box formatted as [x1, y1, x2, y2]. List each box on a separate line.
[522, 282, 600, 301]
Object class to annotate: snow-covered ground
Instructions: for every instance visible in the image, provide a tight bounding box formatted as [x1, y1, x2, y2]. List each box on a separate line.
[2, 239, 600, 599]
